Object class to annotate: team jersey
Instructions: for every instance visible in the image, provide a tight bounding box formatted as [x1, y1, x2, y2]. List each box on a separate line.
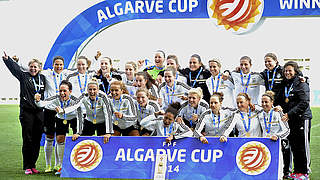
[194, 108, 235, 138]
[134, 100, 161, 125]
[120, 73, 134, 86]
[144, 65, 165, 80]
[230, 71, 265, 105]
[63, 91, 113, 134]
[222, 109, 263, 137]
[66, 70, 96, 98]
[94, 70, 122, 95]
[159, 71, 188, 84]
[41, 69, 72, 98]
[109, 94, 137, 129]
[177, 99, 209, 129]
[206, 74, 235, 108]
[158, 81, 191, 110]
[257, 110, 290, 139]
[140, 114, 193, 139]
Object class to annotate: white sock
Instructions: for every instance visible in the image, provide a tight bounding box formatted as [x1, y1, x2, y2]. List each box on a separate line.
[54, 142, 59, 167]
[57, 142, 65, 167]
[44, 137, 54, 167]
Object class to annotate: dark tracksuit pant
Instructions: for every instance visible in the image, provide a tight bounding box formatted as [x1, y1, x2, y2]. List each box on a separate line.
[20, 108, 43, 170]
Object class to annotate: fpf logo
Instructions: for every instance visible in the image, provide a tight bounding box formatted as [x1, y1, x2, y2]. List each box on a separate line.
[208, 0, 264, 34]
[70, 140, 103, 172]
[236, 141, 271, 175]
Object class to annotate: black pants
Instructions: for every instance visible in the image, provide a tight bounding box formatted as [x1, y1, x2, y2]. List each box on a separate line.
[19, 108, 44, 170]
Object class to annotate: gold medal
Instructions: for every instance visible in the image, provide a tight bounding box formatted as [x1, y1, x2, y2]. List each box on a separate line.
[245, 132, 250, 137]
[285, 98, 289, 103]
[93, 119, 97, 124]
[63, 120, 67, 124]
[114, 120, 119, 126]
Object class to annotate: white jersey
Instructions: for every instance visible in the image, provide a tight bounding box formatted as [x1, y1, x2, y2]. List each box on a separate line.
[120, 73, 134, 86]
[222, 109, 263, 137]
[158, 81, 191, 110]
[63, 91, 113, 134]
[177, 99, 209, 128]
[230, 71, 265, 105]
[134, 100, 161, 124]
[206, 74, 235, 108]
[257, 110, 290, 139]
[41, 69, 72, 98]
[66, 70, 96, 98]
[194, 108, 235, 138]
[109, 94, 137, 129]
[140, 114, 193, 139]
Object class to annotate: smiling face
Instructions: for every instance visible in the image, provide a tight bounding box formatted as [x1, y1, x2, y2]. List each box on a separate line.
[154, 52, 165, 67]
[137, 91, 148, 107]
[164, 71, 175, 87]
[166, 59, 178, 71]
[236, 95, 249, 112]
[77, 58, 88, 74]
[261, 96, 273, 112]
[125, 64, 135, 79]
[88, 84, 99, 100]
[284, 65, 295, 80]
[29, 62, 41, 76]
[59, 84, 71, 101]
[135, 75, 147, 88]
[209, 61, 221, 76]
[100, 58, 111, 72]
[163, 112, 175, 127]
[240, 59, 251, 74]
[53, 59, 64, 74]
[189, 57, 201, 71]
[264, 57, 277, 71]
[188, 93, 200, 108]
[110, 84, 123, 100]
[210, 96, 221, 114]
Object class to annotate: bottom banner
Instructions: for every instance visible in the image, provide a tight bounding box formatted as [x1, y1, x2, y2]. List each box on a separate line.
[62, 136, 280, 180]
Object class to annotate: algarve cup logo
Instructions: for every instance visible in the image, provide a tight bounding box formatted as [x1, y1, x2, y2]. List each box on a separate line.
[70, 140, 103, 172]
[236, 141, 271, 175]
[207, 0, 264, 34]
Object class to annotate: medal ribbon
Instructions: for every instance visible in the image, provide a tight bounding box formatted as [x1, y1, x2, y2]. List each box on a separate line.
[166, 81, 176, 105]
[189, 67, 203, 88]
[32, 74, 41, 93]
[188, 105, 198, 127]
[138, 104, 146, 122]
[211, 73, 221, 93]
[267, 66, 278, 90]
[164, 123, 173, 137]
[77, 72, 88, 94]
[240, 71, 251, 93]
[285, 83, 294, 100]
[240, 108, 252, 133]
[60, 99, 70, 120]
[212, 112, 221, 134]
[91, 96, 99, 122]
[113, 96, 123, 121]
[263, 109, 274, 134]
[53, 71, 63, 94]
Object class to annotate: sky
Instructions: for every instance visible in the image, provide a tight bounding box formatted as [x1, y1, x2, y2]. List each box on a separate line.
[0, 0, 319, 105]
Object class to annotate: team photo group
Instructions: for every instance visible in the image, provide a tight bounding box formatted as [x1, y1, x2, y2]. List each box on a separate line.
[2, 50, 312, 180]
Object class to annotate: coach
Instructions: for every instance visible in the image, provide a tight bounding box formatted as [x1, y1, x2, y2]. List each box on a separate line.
[2, 53, 45, 175]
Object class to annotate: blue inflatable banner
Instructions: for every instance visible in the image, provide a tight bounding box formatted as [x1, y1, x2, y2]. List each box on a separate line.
[61, 136, 280, 180]
[44, 0, 320, 69]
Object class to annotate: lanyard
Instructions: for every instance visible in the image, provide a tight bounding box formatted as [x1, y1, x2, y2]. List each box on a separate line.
[138, 104, 146, 121]
[166, 81, 176, 105]
[78, 72, 88, 94]
[91, 96, 99, 121]
[100, 72, 112, 95]
[263, 110, 274, 134]
[164, 123, 173, 137]
[189, 67, 203, 88]
[212, 112, 221, 134]
[53, 71, 63, 94]
[60, 99, 70, 119]
[285, 83, 294, 99]
[211, 73, 221, 93]
[189, 105, 198, 127]
[113, 96, 123, 120]
[240, 108, 252, 133]
[32, 74, 41, 93]
[267, 66, 278, 90]
[240, 71, 251, 93]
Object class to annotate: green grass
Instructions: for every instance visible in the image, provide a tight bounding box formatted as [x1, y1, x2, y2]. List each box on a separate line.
[0, 104, 319, 179]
